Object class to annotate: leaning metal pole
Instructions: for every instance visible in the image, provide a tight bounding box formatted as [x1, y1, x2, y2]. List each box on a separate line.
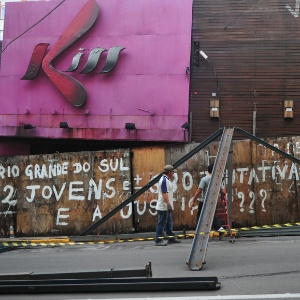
[187, 128, 234, 270]
[79, 128, 224, 236]
[227, 142, 233, 229]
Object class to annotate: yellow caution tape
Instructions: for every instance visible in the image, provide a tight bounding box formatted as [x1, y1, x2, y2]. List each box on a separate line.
[1, 221, 299, 247]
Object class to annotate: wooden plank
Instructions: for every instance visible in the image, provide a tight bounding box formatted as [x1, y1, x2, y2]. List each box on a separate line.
[131, 147, 165, 232]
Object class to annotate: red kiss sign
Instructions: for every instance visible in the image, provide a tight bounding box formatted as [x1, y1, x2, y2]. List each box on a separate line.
[21, 0, 125, 107]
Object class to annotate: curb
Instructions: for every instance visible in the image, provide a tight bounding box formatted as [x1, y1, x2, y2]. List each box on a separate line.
[0, 231, 227, 247]
[0, 237, 70, 245]
[1, 222, 299, 247]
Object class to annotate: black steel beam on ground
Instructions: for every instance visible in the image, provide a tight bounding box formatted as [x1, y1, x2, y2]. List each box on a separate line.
[0, 262, 152, 280]
[79, 128, 224, 236]
[235, 127, 300, 166]
[237, 226, 300, 237]
[0, 245, 14, 254]
[0, 276, 221, 294]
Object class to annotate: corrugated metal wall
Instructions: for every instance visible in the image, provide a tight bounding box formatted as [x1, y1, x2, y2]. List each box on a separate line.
[1, 136, 300, 236]
[190, 0, 300, 141]
[0, 150, 133, 236]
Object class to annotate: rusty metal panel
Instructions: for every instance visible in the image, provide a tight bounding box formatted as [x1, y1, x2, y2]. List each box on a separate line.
[132, 144, 215, 233]
[231, 140, 258, 227]
[0, 150, 132, 236]
[181, 140, 255, 230]
[131, 147, 166, 232]
[166, 144, 208, 231]
[0, 156, 20, 237]
[207, 138, 300, 228]
[1, 137, 300, 237]
[88, 150, 132, 235]
[251, 137, 299, 226]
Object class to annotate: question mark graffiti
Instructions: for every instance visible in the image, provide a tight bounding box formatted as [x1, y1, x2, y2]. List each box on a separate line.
[249, 191, 255, 214]
[260, 189, 267, 212]
[237, 191, 245, 212]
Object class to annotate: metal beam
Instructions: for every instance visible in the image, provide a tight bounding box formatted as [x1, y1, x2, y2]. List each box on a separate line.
[187, 128, 234, 270]
[227, 142, 233, 229]
[0, 276, 221, 294]
[0, 263, 152, 280]
[235, 127, 300, 165]
[0, 245, 14, 254]
[237, 225, 300, 237]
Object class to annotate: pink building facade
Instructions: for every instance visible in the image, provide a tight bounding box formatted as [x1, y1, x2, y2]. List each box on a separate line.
[0, 0, 192, 155]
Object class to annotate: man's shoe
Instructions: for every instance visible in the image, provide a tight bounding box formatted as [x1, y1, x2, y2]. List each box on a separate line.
[219, 231, 224, 240]
[218, 227, 225, 240]
[168, 238, 181, 244]
[155, 241, 168, 246]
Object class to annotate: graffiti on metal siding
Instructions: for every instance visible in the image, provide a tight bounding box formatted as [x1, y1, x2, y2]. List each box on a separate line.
[0, 158, 130, 226]
[22, 160, 129, 203]
[286, 0, 300, 17]
[132, 160, 299, 217]
[0, 160, 299, 218]
[237, 189, 267, 214]
[1, 139, 300, 233]
[229, 159, 299, 214]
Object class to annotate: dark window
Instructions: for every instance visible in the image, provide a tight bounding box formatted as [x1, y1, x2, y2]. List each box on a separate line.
[0, 5, 5, 19]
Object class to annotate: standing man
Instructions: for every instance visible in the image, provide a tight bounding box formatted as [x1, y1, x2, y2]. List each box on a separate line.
[190, 163, 227, 239]
[155, 165, 181, 246]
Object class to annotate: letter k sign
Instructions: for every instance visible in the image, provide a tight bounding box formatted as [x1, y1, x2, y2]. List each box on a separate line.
[22, 0, 125, 108]
[23, 0, 99, 107]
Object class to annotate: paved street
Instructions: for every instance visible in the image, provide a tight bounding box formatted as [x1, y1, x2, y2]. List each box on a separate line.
[0, 235, 300, 299]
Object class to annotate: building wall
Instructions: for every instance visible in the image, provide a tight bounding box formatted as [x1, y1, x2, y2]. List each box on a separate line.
[0, 0, 50, 41]
[0, 0, 192, 144]
[190, 0, 300, 141]
[1, 136, 300, 237]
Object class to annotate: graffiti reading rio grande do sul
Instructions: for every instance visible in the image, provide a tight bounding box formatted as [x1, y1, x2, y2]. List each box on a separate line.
[1, 152, 300, 227]
[0, 157, 132, 226]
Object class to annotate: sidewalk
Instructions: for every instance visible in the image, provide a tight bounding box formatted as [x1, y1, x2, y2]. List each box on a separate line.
[1, 223, 300, 246]
[0, 231, 187, 244]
